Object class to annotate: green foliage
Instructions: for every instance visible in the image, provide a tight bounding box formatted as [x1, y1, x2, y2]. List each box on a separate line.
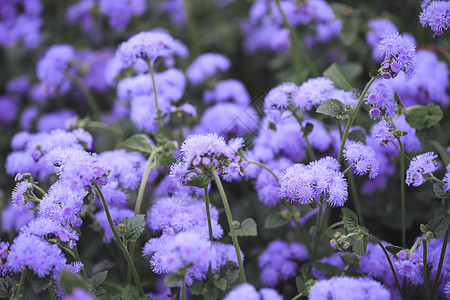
[302, 122, 314, 138]
[233, 218, 257, 237]
[30, 275, 52, 293]
[386, 245, 405, 256]
[420, 217, 450, 239]
[59, 269, 90, 295]
[323, 63, 353, 92]
[121, 285, 139, 300]
[264, 211, 289, 229]
[117, 215, 146, 242]
[316, 99, 351, 120]
[0, 278, 15, 298]
[183, 174, 212, 189]
[342, 207, 359, 233]
[122, 134, 154, 154]
[405, 104, 444, 130]
[348, 130, 366, 144]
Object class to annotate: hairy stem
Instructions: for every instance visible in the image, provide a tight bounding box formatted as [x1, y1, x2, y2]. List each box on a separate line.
[17, 270, 27, 300]
[147, 62, 162, 117]
[246, 160, 279, 183]
[398, 138, 406, 247]
[73, 245, 88, 279]
[431, 224, 449, 297]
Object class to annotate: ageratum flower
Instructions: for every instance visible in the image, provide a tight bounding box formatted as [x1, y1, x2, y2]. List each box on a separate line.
[344, 141, 379, 179]
[371, 119, 394, 148]
[223, 283, 282, 300]
[406, 152, 438, 187]
[443, 163, 450, 192]
[187, 53, 230, 85]
[419, 1, 450, 36]
[116, 30, 188, 66]
[378, 31, 416, 79]
[203, 79, 251, 105]
[99, 0, 146, 30]
[366, 19, 398, 62]
[365, 81, 397, 119]
[11, 181, 32, 208]
[309, 277, 391, 299]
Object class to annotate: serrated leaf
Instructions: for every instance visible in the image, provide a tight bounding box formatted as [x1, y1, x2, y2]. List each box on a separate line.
[0, 277, 15, 298]
[296, 277, 306, 295]
[90, 271, 108, 289]
[323, 63, 353, 91]
[348, 130, 366, 144]
[316, 99, 350, 120]
[164, 273, 184, 287]
[183, 174, 212, 189]
[302, 122, 314, 138]
[264, 212, 288, 229]
[121, 285, 139, 300]
[405, 104, 444, 130]
[421, 217, 450, 239]
[30, 275, 52, 293]
[312, 262, 342, 277]
[59, 269, 90, 295]
[234, 218, 257, 237]
[352, 234, 368, 256]
[342, 208, 359, 232]
[122, 134, 154, 154]
[386, 245, 404, 256]
[213, 278, 227, 291]
[118, 215, 146, 242]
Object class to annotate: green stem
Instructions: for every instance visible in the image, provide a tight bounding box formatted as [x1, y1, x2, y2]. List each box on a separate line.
[134, 151, 157, 216]
[147, 62, 162, 118]
[182, 0, 200, 59]
[290, 293, 303, 300]
[326, 221, 344, 232]
[48, 286, 57, 300]
[288, 107, 316, 161]
[286, 205, 312, 254]
[180, 279, 186, 300]
[410, 237, 425, 255]
[398, 138, 406, 248]
[73, 245, 88, 280]
[368, 234, 405, 300]
[246, 160, 279, 183]
[17, 270, 26, 300]
[204, 187, 214, 281]
[211, 169, 246, 283]
[337, 77, 376, 164]
[311, 202, 326, 261]
[431, 224, 449, 297]
[422, 239, 431, 300]
[93, 183, 145, 297]
[68, 73, 101, 121]
[345, 161, 364, 226]
[342, 163, 354, 175]
[31, 184, 46, 196]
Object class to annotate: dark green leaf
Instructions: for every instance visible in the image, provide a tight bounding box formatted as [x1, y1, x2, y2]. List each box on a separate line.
[296, 277, 307, 295]
[405, 104, 444, 130]
[339, 253, 361, 269]
[154, 126, 173, 144]
[121, 285, 139, 300]
[352, 234, 368, 256]
[316, 99, 350, 120]
[30, 275, 52, 293]
[386, 245, 404, 256]
[219, 261, 239, 284]
[59, 269, 90, 295]
[204, 288, 218, 300]
[348, 130, 366, 144]
[421, 217, 450, 239]
[90, 271, 108, 289]
[341, 270, 366, 277]
[342, 208, 359, 232]
[188, 281, 203, 295]
[264, 212, 289, 229]
[323, 63, 353, 91]
[302, 122, 314, 138]
[369, 70, 381, 78]
[234, 218, 257, 237]
[433, 183, 450, 199]
[155, 141, 177, 166]
[312, 262, 342, 277]
[118, 215, 146, 242]
[0, 277, 15, 298]
[183, 174, 212, 189]
[394, 92, 404, 110]
[430, 141, 450, 166]
[213, 278, 227, 291]
[122, 134, 154, 154]
[164, 273, 184, 287]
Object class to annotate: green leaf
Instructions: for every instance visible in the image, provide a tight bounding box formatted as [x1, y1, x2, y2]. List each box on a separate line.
[302, 122, 314, 138]
[154, 126, 173, 144]
[219, 261, 239, 284]
[339, 253, 361, 270]
[296, 277, 306, 295]
[213, 278, 227, 291]
[30, 275, 52, 293]
[420, 217, 450, 239]
[188, 281, 203, 295]
[433, 183, 450, 199]
[264, 212, 288, 229]
[234, 218, 257, 237]
[59, 269, 90, 295]
[405, 104, 444, 130]
[394, 92, 404, 110]
[0, 277, 15, 298]
[369, 70, 381, 78]
[342, 208, 359, 232]
[348, 130, 366, 144]
[122, 134, 154, 154]
[316, 99, 350, 120]
[117, 215, 146, 242]
[323, 63, 353, 92]
[352, 234, 368, 256]
[311, 262, 342, 277]
[155, 141, 177, 166]
[430, 141, 450, 166]
[90, 271, 108, 289]
[183, 174, 212, 189]
[121, 285, 139, 300]
[164, 273, 184, 287]
[386, 245, 404, 256]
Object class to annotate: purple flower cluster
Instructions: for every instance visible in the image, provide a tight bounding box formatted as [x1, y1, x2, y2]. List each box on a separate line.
[371, 119, 395, 148]
[405, 152, 438, 187]
[203, 79, 251, 105]
[279, 157, 348, 207]
[365, 81, 397, 119]
[258, 240, 308, 286]
[378, 31, 416, 79]
[224, 283, 282, 300]
[99, 0, 146, 30]
[366, 19, 398, 62]
[419, 1, 450, 36]
[344, 141, 379, 179]
[66, 0, 100, 41]
[187, 53, 230, 85]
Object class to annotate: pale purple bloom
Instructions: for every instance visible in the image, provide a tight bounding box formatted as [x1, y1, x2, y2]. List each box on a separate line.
[203, 79, 251, 105]
[406, 152, 438, 187]
[378, 31, 416, 79]
[36, 45, 76, 91]
[99, 0, 146, 30]
[366, 19, 398, 62]
[65, 287, 95, 300]
[419, 1, 450, 36]
[187, 53, 230, 84]
[11, 181, 32, 208]
[344, 141, 379, 179]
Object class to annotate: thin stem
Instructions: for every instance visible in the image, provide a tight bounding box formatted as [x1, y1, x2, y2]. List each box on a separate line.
[147, 62, 162, 118]
[368, 234, 405, 300]
[93, 183, 146, 297]
[17, 270, 26, 300]
[48, 286, 57, 300]
[31, 184, 46, 196]
[422, 239, 431, 300]
[211, 168, 246, 283]
[204, 187, 214, 281]
[337, 77, 376, 164]
[410, 237, 425, 255]
[398, 138, 406, 248]
[288, 107, 316, 161]
[286, 205, 312, 254]
[326, 221, 344, 232]
[246, 160, 279, 183]
[73, 245, 88, 280]
[431, 224, 450, 297]
[134, 151, 157, 216]
[342, 163, 354, 175]
[345, 161, 364, 226]
[180, 279, 186, 300]
[290, 293, 303, 300]
[68, 73, 101, 121]
[310, 202, 325, 261]
[182, 0, 200, 58]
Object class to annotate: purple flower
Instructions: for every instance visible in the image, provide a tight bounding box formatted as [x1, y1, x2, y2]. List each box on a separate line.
[344, 141, 379, 179]
[366, 19, 398, 62]
[20, 217, 78, 243]
[444, 281, 450, 299]
[443, 163, 450, 192]
[37, 110, 76, 132]
[254, 158, 292, 206]
[371, 119, 394, 148]
[164, 0, 186, 25]
[406, 152, 438, 187]
[203, 79, 251, 105]
[11, 181, 32, 208]
[36, 45, 76, 91]
[309, 277, 391, 300]
[294, 77, 335, 110]
[99, 0, 146, 30]
[116, 30, 188, 66]
[64, 287, 95, 300]
[224, 283, 282, 300]
[419, 1, 450, 36]
[1, 202, 36, 232]
[0, 96, 18, 126]
[66, 0, 100, 41]
[365, 81, 397, 119]
[264, 82, 298, 112]
[378, 31, 416, 79]
[187, 53, 230, 84]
